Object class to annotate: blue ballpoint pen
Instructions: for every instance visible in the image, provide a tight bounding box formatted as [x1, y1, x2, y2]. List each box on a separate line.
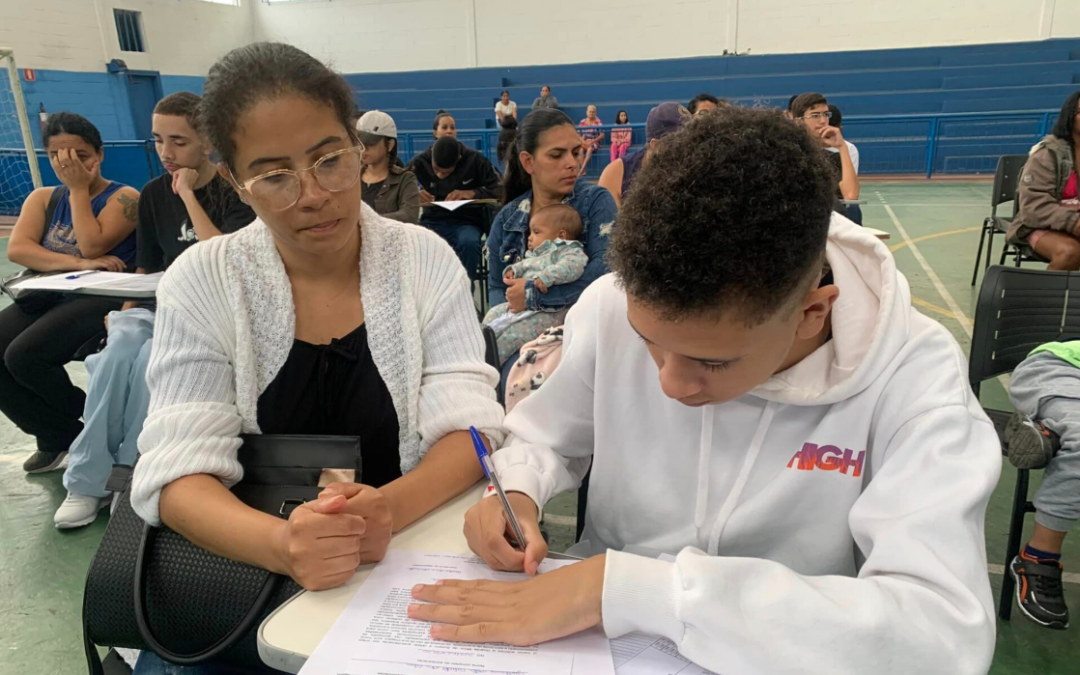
[469, 426, 528, 549]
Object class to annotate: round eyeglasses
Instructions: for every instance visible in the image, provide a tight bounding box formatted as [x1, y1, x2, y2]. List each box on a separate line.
[233, 145, 365, 212]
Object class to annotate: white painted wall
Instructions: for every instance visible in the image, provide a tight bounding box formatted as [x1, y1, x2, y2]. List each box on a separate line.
[0, 0, 251, 74]
[5, 0, 1080, 76]
[252, 0, 474, 74]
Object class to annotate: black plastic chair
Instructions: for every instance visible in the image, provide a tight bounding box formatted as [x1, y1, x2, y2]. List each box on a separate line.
[969, 265, 1080, 621]
[481, 324, 504, 407]
[970, 155, 1028, 286]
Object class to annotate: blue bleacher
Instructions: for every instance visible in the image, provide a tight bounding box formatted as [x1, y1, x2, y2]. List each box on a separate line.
[346, 39, 1080, 178]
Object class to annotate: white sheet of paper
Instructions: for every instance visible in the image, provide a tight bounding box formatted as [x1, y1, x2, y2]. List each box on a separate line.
[11, 271, 163, 293]
[298, 550, 616, 675]
[12, 270, 101, 291]
[428, 199, 475, 211]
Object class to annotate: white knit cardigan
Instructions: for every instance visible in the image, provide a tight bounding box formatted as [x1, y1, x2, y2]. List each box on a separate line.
[131, 204, 506, 526]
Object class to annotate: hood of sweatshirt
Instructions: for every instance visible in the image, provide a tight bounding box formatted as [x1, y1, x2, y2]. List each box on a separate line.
[751, 213, 910, 406]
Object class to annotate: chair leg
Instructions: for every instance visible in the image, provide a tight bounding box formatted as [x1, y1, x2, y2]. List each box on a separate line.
[998, 468, 1031, 622]
[984, 228, 996, 272]
[971, 223, 989, 286]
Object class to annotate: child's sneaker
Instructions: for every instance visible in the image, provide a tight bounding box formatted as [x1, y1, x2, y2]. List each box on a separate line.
[1010, 553, 1070, 629]
[1005, 412, 1061, 469]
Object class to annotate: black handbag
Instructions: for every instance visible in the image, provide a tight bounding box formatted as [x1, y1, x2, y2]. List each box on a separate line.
[83, 434, 362, 674]
[0, 186, 68, 314]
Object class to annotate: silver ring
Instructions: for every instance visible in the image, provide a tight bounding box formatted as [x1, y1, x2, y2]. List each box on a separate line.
[61, 164, 68, 168]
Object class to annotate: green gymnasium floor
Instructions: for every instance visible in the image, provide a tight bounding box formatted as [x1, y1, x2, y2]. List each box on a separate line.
[1, 181, 1078, 674]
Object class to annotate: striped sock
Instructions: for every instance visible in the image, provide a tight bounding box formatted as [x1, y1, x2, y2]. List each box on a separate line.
[1023, 544, 1062, 565]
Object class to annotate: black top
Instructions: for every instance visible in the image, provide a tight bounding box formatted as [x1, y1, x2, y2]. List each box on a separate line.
[362, 178, 386, 209]
[136, 174, 255, 273]
[407, 145, 501, 227]
[257, 324, 402, 488]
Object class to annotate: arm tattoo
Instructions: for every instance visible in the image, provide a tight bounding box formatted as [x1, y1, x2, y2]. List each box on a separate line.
[118, 193, 139, 222]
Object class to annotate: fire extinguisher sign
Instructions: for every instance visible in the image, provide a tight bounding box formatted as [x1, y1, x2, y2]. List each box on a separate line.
[22, 68, 35, 82]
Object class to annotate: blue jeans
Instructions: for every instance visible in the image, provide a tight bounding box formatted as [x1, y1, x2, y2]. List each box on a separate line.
[424, 221, 482, 281]
[132, 652, 262, 674]
[62, 309, 154, 498]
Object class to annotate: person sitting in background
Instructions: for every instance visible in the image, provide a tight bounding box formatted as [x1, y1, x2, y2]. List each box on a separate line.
[130, 43, 505, 673]
[407, 136, 501, 281]
[54, 92, 255, 529]
[483, 204, 587, 360]
[688, 92, 720, 115]
[792, 92, 860, 205]
[1007, 90, 1080, 271]
[532, 85, 558, 111]
[1006, 340, 1080, 630]
[357, 110, 420, 224]
[487, 108, 617, 374]
[826, 104, 860, 174]
[497, 115, 518, 168]
[610, 110, 632, 163]
[785, 94, 798, 119]
[598, 102, 689, 208]
[408, 111, 460, 204]
[826, 103, 862, 224]
[578, 105, 604, 176]
[419, 107, 999, 675]
[495, 90, 517, 126]
[2, 112, 139, 475]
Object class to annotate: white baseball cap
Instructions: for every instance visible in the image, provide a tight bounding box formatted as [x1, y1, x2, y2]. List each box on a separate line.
[356, 110, 398, 144]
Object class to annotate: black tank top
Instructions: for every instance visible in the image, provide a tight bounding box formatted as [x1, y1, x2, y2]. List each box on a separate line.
[257, 324, 402, 488]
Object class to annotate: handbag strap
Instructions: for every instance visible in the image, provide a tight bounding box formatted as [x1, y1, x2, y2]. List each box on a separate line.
[132, 522, 282, 665]
[44, 185, 67, 227]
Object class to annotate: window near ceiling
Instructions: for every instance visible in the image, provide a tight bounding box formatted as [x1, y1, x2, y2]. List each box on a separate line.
[113, 9, 145, 53]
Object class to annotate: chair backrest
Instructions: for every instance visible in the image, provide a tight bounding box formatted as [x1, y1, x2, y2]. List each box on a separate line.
[969, 265, 1080, 396]
[481, 324, 505, 406]
[989, 154, 1029, 214]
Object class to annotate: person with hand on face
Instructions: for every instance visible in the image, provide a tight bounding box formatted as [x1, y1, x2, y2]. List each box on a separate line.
[598, 102, 689, 208]
[407, 136, 501, 281]
[532, 85, 558, 111]
[412, 109, 999, 675]
[486, 108, 617, 375]
[357, 110, 420, 224]
[2, 112, 139, 475]
[792, 92, 859, 204]
[129, 43, 504, 674]
[52, 92, 255, 529]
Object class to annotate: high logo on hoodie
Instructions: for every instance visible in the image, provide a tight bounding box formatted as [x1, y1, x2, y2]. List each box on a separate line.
[787, 443, 865, 477]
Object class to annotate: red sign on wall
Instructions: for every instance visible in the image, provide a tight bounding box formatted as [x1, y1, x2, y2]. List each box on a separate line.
[22, 68, 35, 82]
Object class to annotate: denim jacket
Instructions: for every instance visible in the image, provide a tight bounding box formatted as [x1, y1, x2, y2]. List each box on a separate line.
[487, 181, 617, 312]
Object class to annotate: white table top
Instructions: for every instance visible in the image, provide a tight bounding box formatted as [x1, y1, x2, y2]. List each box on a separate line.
[864, 226, 891, 240]
[257, 482, 486, 673]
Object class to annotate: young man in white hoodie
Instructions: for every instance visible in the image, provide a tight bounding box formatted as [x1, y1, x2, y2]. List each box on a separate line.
[409, 108, 1001, 674]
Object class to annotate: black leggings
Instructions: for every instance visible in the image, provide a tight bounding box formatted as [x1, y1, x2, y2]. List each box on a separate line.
[0, 296, 121, 453]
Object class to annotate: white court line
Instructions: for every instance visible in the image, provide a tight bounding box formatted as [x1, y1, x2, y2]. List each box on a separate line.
[880, 195, 973, 338]
[865, 203, 985, 207]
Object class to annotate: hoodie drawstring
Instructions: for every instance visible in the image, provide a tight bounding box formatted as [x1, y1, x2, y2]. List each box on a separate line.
[705, 402, 779, 555]
[694, 406, 715, 531]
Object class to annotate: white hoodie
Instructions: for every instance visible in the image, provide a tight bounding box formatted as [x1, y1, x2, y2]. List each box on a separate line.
[493, 217, 1001, 674]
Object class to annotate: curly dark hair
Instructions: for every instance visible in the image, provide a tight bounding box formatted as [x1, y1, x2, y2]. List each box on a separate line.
[609, 107, 836, 324]
[199, 42, 358, 171]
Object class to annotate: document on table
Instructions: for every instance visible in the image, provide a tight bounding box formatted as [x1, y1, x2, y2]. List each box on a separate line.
[298, 550, 616, 675]
[427, 199, 475, 211]
[611, 633, 717, 675]
[12, 271, 163, 293]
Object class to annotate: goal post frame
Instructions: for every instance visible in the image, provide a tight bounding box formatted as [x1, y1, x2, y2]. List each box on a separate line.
[0, 47, 43, 190]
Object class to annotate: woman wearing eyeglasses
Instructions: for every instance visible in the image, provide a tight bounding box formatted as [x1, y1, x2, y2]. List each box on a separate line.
[128, 43, 505, 653]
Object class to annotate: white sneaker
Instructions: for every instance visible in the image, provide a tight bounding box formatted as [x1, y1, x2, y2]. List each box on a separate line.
[54, 492, 105, 529]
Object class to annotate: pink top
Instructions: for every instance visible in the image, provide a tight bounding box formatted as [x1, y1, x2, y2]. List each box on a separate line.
[611, 125, 632, 146]
[579, 117, 603, 148]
